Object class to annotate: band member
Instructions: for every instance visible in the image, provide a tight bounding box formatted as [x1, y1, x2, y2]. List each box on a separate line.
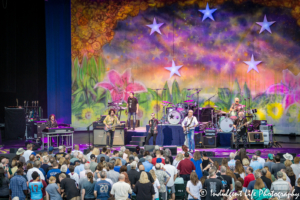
[145, 113, 159, 145]
[103, 109, 120, 147]
[127, 92, 139, 131]
[230, 97, 244, 112]
[233, 112, 248, 149]
[182, 110, 198, 153]
[46, 114, 58, 129]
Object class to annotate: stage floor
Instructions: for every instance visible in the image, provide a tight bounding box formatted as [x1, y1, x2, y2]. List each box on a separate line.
[1, 129, 300, 159]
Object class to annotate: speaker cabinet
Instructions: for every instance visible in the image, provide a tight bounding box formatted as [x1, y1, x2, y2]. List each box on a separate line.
[202, 136, 216, 148]
[93, 129, 125, 146]
[163, 146, 177, 156]
[144, 145, 155, 152]
[248, 132, 264, 143]
[35, 121, 47, 138]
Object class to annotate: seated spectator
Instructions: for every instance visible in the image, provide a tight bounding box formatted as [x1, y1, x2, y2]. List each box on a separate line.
[59, 173, 80, 200]
[228, 152, 236, 171]
[29, 172, 44, 200]
[27, 161, 45, 181]
[81, 172, 95, 200]
[94, 171, 112, 200]
[271, 155, 286, 176]
[114, 159, 122, 173]
[68, 165, 79, 187]
[0, 168, 10, 198]
[271, 171, 292, 199]
[186, 171, 202, 200]
[111, 174, 132, 199]
[250, 155, 263, 171]
[46, 176, 62, 200]
[133, 171, 155, 200]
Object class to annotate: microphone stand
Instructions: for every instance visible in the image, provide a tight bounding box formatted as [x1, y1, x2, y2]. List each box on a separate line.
[87, 123, 94, 146]
[187, 88, 202, 120]
[152, 88, 165, 123]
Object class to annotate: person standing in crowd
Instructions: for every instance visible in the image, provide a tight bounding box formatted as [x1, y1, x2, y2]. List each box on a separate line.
[264, 154, 275, 171]
[16, 148, 26, 165]
[94, 171, 111, 200]
[190, 151, 203, 180]
[114, 159, 122, 173]
[46, 176, 62, 200]
[107, 163, 120, 184]
[75, 158, 87, 176]
[133, 171, 155, 200]
[149, 170, 160, 200]
[72, 145, 83, 156]
[217, 166, 233, 193]
[127, 161, 138, 188]
[294, 178, 300, 200]
[89, 154, 98, 172]
[247, 171, 268, 195]
[164, 157, 177, 200]
[29, 172, 44, 200]
[111, 174, 132, 200]
[271, 155, 286, 176]
[23, 144, 33, 162]
[55, 146, 67, 160]
[41, 156, 50, 175]
[234, 160, 246, 179]
[250, 156, 263, 171]
[251, 178, 272, 200]
[0, 168, 10, 199]
[152, 151, 165, 165]
[271, 171, 292, 199]
[186, 172, 202, 200]
[155, 163, 170, 200]
[243, 167, 255, 189]
[47, 162, 60, 182]
[127, 92, 139, 131]
[27, 161, 45, 181]
[97, 147, 110, 163]
[261, 168, 272, 189]
[251, 150, 265, 166]
[203, 167, 224, 200]
[172, 153, 183, 168]
[291, 157, 300, 179]
[68, 165, 79, 187]
[286, 167, 296, 188]
[177, 152, 196, 181]
[228, 153, 236, 171]
[201, 151, 213, 172]
[59, 173, 80, 200]
[81, 172, 96, 200]
[142, 156, 153, 172]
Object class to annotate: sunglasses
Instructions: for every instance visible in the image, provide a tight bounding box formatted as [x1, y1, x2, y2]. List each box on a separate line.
[235, 101, 239, 102]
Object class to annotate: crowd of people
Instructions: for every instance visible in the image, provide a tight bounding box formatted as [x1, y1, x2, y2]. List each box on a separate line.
[0, 143, 299, 200]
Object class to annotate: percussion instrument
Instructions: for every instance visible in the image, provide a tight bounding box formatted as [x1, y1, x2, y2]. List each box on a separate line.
[219, 117, 234, 133]
[167, 110, 185, 125]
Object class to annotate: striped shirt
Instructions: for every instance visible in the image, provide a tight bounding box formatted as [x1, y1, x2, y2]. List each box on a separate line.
[270, 178, 291, 200]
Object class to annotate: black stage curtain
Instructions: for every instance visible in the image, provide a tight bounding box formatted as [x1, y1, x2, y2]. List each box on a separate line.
[5, 108, 25, 140]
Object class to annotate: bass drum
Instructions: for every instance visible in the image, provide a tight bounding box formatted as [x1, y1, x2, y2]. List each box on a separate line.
[219, 117, 234, 133]
[167, 110, 184, 125]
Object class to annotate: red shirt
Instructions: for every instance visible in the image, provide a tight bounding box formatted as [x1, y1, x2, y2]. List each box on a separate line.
[243, 173, 255, 187]
[152, 157, 165, 165]
[177, 158, 196, 175]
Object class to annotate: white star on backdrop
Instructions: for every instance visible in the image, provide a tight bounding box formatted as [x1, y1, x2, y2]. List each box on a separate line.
[165, 60, 183, 78]
[256, 15, 276, 34]
[243, 54, 262, 73]
[146, 18, 164, 35]
[199, 3, 217, 21]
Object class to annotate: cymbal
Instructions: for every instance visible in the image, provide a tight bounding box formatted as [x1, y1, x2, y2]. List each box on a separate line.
[184, 99, 194, 103]
[215, 110, 227, 114]
[162, 101, 172, 104]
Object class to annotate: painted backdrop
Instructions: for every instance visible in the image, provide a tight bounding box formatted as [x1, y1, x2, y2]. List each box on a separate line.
[71, 0, 300, 134]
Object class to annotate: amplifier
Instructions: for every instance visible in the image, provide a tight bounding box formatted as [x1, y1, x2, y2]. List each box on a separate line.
[261, 130, 273, 145]
[94, 128, 125, 146]
[248, 132, 264, 143]
[34, 121, 47, 138]
[260, 120, 267, 125]
[260, 125, 273, 131]
[205, 128, 216, 136]
[202, 135, 216, 148]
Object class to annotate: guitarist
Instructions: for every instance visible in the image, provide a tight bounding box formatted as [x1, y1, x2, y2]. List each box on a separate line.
[103, 109, 121, 147]
[182, 110, 198, 153]
[233, 112, 248, 150]
[145, 113, 159, 145]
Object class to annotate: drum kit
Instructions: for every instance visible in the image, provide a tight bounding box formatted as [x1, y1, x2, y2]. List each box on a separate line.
[161, 99, 249, 133]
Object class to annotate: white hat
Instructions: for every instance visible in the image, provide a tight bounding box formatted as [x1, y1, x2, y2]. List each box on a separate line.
[283, 153, 293, 161]
[16, 148, 25, 155]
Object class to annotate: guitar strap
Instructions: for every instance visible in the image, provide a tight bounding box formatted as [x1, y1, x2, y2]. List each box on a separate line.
[186, 116, 194, 128]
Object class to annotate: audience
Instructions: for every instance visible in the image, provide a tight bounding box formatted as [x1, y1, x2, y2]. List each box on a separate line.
[186, 171, 202, 200]
[164, 157, 177, 200]
[252, 150, 265, 166]
[271, 171, 292, 199]
[190, 151, 203, 180]
[251, 178, 272, 200]
[111, 174, 132, 200]
[201, 151, 214, 172]
[172, 153, 183, 168]
[23, 144, 34, 162]
[264, 153, 275, 171]
[0, 168, 10, 198]
[81, 172, 95, 200]
[203, 167, 224, 200]
[250, 155, 263, 171]
[55, 146, 67, 160]
[291, 156, 300, 179]
[114, 158, 122, 173]
[29, 172, 44, 200]
[142, 156, 153, 172]
[271, 155, 286, 176]
[243, 167, 255, 189]
[59, 173, 80, 200]
[149, 169, 160, 200]
[27, 161, 45, 181]
[228, 152, 236, 171]
[154, 163, 170, 200]
[46, 176, 62, 200]
[89, 154, 98, 172]
[261, 168, 272, 189]
[133, 171, 155, 200]
[177, 152, 196, 181]
[152, 150, 165, 165]
[218, 166, 233, 193]
[94, 171, 111, 199]
[107, 162, 120, 183]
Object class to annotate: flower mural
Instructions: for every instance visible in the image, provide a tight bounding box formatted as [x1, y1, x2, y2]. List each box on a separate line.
[94, 69, 147, 103]
[267, 69, 300, 109]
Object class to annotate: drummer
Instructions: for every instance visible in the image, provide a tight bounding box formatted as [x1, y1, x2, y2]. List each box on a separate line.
[230, 97, 244, 113]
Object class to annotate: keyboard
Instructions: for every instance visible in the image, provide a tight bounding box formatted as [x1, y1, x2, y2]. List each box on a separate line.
[43, 127, 74, 133]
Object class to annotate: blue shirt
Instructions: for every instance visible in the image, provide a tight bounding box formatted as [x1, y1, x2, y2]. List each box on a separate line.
[250, 161, 263, 171]
[75, 164, 85, 175]
[83, 181, 96, 199]
[39, 168, 46, 176]
[114, 166, 121, 173]
[9, 175, 28, 200]
[247, 180, 267, 191]
[47, 169, 61, 179]
[97, 154, 110, 162]
[191, 158, 203, 179]
[110, 157, 126, 165]
[142, 161, 153, 172]
[94, 180, 111, 200]
[29, 181, 43, 200]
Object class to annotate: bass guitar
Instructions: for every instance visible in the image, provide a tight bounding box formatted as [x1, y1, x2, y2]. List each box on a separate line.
[104, 123, 125, 132]
[183, 123, 201, 134]
[236, 121, 251, 133]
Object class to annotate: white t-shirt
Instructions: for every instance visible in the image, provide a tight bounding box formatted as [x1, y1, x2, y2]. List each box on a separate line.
[164, 164, 177, 187]
[110, 181, 132, 200]
[187, 180, 202, 200]
[27, 167, 45, 181]
[23, 150, 33, 162]
[153, 179, 160, 199]
[182, 116, 198, 129]
[68, 172, 79, 187]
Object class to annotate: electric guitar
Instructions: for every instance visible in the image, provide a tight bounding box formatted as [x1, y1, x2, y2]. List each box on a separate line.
[183, 123, 201, 134]
[104, 123, 125, 132]
[236, 121, 251, 133]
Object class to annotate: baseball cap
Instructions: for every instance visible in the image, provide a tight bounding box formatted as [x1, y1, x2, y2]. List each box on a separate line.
[90, 154, 96, 159]
[48, 146, 54, 152]
[58, 146, 63, 150]
[268, 154, 273, 160]
[31, 152, 36, 156]
[31, 171, 40, 180]
[156, 158, 162, 163]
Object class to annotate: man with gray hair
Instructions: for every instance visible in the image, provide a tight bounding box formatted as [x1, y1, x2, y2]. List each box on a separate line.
[142, 155, 153, 172]
[79, 163, 92, 180]
[251, 150, 265, 166]
[250, 155, 263, 171]
[94, 171, 111, 199]
[203, 167, 224, 200]
[233, 111, 248, 149]
[217, 166, 233, 192]
[271, 171, 292, 199]
[155, 163, 170, 200]
[127, 161, 138, 188]
[26, 160, 45, 181]
[247, 170, 267, 194]
[107, 162, 120, 184]
[40, 156, 50, 174]
[55, 164, 70, 184]
[228, 152, 236, 171]
[111, 174, 132, 199]
[261, 168, 272, 189]
[75, 158, 87, 176]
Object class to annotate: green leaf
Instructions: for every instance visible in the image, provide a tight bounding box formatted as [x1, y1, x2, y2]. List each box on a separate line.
[171, 79, 181, 104]
[231, 78, 241, 103]
[72, 57, 79, 86]
[97, 56, 106, 82]
[72, 88, 84, 96]
[147, 88, 161, 101]
[88, 56, 97, 77]
[162, 81, 171, 102]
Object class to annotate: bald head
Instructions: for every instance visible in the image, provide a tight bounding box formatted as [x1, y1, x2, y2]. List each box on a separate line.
[155, 163, 161, 170]
[139, 165, 145, 171]
[119, 174, 125, 181]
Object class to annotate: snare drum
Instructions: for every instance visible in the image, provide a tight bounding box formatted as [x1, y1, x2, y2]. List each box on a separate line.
[229, 111, 237, 120]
